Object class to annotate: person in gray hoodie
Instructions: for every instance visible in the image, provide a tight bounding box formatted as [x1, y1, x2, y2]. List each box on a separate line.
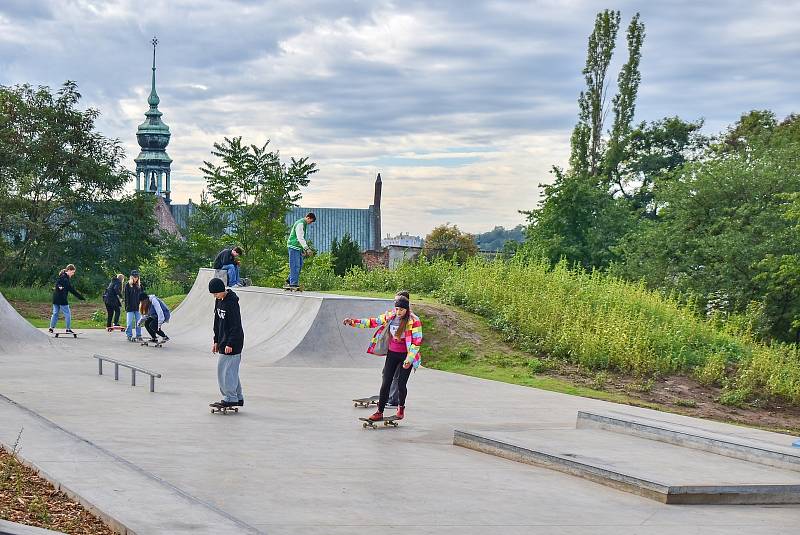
[137, 293, 171, 344]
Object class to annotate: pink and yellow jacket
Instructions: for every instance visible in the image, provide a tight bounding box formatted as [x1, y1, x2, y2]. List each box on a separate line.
[350, 310, 423, 369]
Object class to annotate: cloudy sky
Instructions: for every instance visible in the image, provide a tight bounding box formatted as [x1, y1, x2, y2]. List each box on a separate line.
[1, 1, 798, 236]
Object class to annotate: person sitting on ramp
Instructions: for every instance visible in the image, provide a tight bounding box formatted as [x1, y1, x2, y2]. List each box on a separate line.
[138, 293, 171, 344]
[209, 277, 245, 409]
[213, 246, 245, 288]
[343, 296, 422, 421]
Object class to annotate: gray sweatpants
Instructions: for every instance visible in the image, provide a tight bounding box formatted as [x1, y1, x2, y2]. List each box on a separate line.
[217, 353, 243, 403]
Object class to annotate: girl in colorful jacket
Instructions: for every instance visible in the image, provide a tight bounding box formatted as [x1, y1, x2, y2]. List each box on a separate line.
[343, 296, 422, 421]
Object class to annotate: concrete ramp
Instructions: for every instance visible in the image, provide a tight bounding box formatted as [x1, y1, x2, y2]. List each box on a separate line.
[169, 269, 390, 368]
[0, 291, 51, 353]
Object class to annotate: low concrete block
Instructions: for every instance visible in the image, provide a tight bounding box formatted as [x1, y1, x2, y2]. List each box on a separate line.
[577, 410, 800, 472]
[453, 429, 800, 505]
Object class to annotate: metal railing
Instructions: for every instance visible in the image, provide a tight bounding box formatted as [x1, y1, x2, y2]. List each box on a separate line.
[94, 354, 162, 392]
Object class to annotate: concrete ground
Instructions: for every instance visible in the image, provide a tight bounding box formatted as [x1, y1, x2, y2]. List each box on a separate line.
[1, 281, 800, 534]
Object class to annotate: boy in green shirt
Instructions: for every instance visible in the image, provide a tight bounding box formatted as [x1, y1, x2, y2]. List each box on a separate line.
[286, 212, 316, 288]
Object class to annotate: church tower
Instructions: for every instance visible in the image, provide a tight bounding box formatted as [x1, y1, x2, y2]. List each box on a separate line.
[134, 37, 173, 203]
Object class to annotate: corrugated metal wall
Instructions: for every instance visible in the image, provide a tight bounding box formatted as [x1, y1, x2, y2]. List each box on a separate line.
[168, 203, 376, 253]
[169, 203, 196, 230]
[285, 206, 376, 252]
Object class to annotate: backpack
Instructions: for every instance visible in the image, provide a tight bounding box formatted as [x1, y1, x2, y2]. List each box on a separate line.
[102, 280, 115, 304]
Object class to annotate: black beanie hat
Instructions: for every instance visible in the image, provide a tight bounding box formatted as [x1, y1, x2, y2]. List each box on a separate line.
[139, 293, 150, 301]
[208, 278, 226, 293]
[394, 296, 410, 310]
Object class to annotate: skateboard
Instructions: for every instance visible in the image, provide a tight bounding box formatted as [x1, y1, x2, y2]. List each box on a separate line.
[283, 285, 304, 292]
[210, 402, 239, 414]
[107, 326, 125, 332]
[140, 339, 167, 348]
[53, 331, 77, 338]
[359, 415, 400, 429]
[240, 278, 251, 287]
[353, 395, 379, 408]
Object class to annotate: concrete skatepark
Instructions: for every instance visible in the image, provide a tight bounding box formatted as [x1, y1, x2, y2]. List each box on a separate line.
[1, 268, 800, 534]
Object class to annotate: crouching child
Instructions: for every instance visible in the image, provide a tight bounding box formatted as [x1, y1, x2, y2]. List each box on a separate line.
[208, 277, 245, 409]
[138, 293, 171, 344]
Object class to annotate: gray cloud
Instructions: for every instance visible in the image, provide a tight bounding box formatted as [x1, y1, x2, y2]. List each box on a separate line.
[0, 0, 798, 235]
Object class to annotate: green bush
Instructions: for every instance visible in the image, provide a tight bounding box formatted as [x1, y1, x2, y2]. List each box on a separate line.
[527, 357, 547, 374]
[302, 253, 341, 291]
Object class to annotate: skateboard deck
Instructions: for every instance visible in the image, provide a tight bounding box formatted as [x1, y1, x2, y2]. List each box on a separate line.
[359, 416, 400, 429]
[106, 326, 125, 332]
[53, 331, 77, 338]
[353, 395, 380, 408]
[283, 285, 304, 292]
[140, 339, 167, 348]
[210, 402, 239, 414]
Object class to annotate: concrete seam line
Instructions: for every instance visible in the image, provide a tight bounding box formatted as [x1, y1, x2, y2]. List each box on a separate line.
[0, 393, 266, 535]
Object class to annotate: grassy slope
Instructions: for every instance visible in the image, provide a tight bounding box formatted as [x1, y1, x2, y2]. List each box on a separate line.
[320, 289, 640, 405]
[325, 290, 800, 434]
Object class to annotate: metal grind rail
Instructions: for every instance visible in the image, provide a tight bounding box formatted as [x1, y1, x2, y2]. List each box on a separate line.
[93, 354, 162, 392]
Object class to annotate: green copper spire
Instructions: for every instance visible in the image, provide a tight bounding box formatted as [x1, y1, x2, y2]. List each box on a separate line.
[148, 36, 160, 107]
[135, 36, 172, 202]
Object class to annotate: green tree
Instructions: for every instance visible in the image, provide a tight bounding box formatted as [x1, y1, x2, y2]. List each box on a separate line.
[615, 116, 707, 218]
[331, 234, 363, 276]
[0, 81, 155, 287]
[422, 224, 478, 264]
[525, 11, 646, 269]
[199, 136, 318, 282]
[160, 194, 229, 290]
[614, 145, 800, 340]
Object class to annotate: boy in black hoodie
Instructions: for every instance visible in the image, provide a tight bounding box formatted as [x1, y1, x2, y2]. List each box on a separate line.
[208, 277, 245, 409]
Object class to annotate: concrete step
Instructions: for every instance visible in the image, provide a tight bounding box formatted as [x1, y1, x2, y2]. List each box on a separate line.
[577, 410, 800, 471]
[454, 427, 800, 504]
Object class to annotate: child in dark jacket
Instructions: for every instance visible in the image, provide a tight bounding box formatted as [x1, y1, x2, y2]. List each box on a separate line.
[103, 274, 124, 329]
[49, 264, 85, 334]
[124, 270, 145, 341]
[208, 277, 245, 409]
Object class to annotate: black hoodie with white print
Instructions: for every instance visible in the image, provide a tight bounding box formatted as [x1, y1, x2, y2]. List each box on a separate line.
[213, 290, 244, 355]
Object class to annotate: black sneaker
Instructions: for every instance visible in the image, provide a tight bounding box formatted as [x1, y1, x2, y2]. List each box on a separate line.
[48, 328, 54, 333]
[220, 400, 238, 408]
[65, 329, 75, 334]
[236, 399, 244, 407]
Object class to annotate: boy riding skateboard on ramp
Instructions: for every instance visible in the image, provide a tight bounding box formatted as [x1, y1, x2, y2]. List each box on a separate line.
[286, 212, 316, 290]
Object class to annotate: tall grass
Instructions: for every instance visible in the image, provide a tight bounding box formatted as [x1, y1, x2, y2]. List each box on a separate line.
[325, 256, 800, 405]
